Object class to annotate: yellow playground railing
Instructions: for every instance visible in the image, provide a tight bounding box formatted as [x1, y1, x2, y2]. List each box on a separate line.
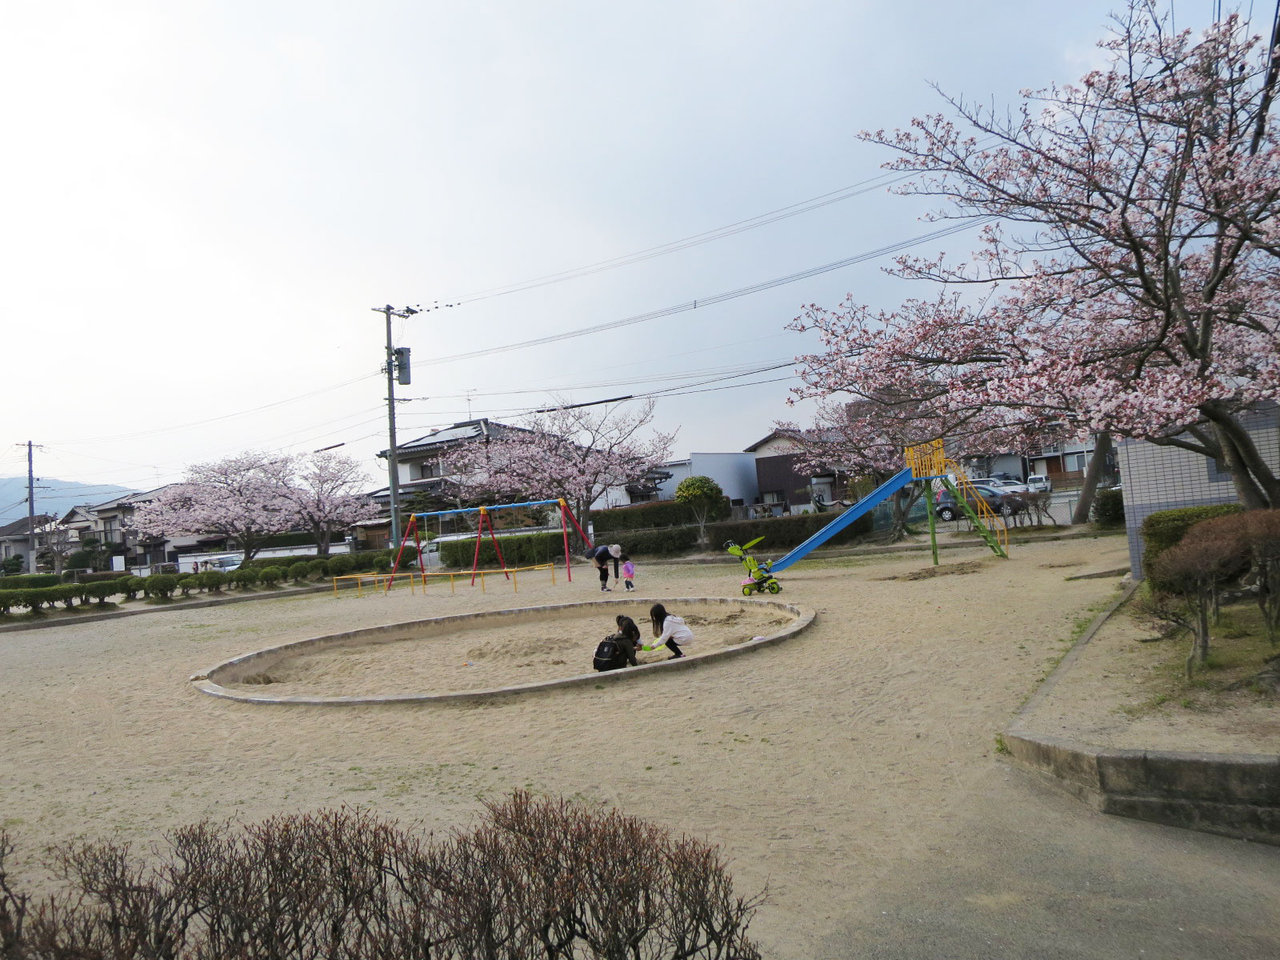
[904, 440, 1009, 555]
[332, 563, 558, 597]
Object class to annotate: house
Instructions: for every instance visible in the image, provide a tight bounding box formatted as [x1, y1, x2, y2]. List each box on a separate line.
[627, 453, 759, 509]
[745, 430, 829, 515]
[1117, 404, 1280, 577]
[0, 515, 54, 573]
[86, 485, 207, 570]
[368, 418, 536, 547]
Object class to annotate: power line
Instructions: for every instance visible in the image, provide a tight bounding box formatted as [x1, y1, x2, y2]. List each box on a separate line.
[420, 217, 996, 366]
[433, 171, 916, 308]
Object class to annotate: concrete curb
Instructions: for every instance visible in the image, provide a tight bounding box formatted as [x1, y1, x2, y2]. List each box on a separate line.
[1006, 581, 1280, 845]
[191, 596, 815, 706]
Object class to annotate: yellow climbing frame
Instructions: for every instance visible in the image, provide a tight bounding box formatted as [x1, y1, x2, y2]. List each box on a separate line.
[905, 440, 1009, 557]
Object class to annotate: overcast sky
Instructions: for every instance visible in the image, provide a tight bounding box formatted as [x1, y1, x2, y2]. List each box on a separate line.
[1, 1, 1226, 515]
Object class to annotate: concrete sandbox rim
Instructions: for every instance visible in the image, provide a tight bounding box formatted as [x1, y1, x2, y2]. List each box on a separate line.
[190, 595, 816, 705]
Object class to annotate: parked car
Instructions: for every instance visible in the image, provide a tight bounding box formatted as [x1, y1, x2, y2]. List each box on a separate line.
[205, 555, 242, 573]
[972, 477, 1031, 494]
[1025, 474, 1052, 493]
[935, 483, 1024, 521]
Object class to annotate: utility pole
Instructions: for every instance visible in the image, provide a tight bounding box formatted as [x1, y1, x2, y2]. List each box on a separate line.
[26, 441, 36, 573]
[374, 304, 418, 546]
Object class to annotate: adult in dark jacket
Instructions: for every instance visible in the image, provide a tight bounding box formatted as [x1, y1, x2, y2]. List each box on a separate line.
[586, 543, 626, 592]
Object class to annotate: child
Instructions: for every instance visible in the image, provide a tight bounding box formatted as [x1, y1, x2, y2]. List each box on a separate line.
[643, 602, 691, 660]
[622, 557, 636, 592]
[593, 614, 641, 672]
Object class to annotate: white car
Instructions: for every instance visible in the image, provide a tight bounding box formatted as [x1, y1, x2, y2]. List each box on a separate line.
[972, 477, 1031, 494]
[206, 555, 242, 573]
[1025, 475, 1052, 493]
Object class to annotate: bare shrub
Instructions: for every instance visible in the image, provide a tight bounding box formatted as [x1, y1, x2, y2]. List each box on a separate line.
[0, 794, 764, 960]
[1148, 532, 1249, 676]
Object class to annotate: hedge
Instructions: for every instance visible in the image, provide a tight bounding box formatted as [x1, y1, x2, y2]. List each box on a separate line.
[0, 574, 61, 588]
[706, 509, 874, 552]
[592, 500, 698, 532]
[1141, 503, 1244, 581]
[438, 532, 567, 568]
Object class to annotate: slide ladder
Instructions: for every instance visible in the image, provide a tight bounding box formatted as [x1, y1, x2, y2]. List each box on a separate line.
[768, 467, 916, 573]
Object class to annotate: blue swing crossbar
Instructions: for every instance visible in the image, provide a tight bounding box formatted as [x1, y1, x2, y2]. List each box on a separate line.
[411, 498, 563, 520]
[768, 467, 916, 573]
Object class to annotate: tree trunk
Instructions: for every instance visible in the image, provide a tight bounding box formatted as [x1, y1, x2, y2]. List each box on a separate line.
[1212, 420, 1272, 509]
[1071, 432, 1114, 525]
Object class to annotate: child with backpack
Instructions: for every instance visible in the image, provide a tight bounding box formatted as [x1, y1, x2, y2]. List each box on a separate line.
[592, 614, 642, 672]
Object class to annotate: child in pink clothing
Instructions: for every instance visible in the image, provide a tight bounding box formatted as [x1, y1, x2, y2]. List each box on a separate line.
[622, 558, 636, 592]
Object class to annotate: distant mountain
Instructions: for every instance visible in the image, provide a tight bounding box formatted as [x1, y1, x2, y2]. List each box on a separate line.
[0, 477, 140, 525]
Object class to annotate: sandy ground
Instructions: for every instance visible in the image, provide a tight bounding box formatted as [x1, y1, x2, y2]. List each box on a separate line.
[220, 601, 797, 697]
[1, 535, 1277, 958]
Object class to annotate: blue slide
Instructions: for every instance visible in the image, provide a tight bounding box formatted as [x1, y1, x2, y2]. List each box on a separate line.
[768, 467, 916, 572]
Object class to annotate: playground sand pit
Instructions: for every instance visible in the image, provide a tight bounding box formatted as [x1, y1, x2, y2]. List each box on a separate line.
[215, 602, 797, 698]
[2, 535, 1278, 958]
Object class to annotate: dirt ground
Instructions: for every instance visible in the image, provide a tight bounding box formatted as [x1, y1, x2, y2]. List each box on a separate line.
[1, 534, 1276, 958]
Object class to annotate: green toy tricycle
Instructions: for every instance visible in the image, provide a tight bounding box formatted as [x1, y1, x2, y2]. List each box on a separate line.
[725, 537, 782, 596]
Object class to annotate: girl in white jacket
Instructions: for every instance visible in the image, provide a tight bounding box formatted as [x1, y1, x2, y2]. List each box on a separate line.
[644, 603, 691, 659]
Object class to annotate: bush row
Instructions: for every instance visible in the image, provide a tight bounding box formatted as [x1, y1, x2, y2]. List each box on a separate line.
[0, 558, 372, 614]
[0, 792, 763, 960]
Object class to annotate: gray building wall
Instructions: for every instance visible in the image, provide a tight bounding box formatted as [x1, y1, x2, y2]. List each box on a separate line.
[1118, 405, 1279, 577]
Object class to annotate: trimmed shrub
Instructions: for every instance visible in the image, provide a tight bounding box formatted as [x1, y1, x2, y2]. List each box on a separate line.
[288, 561, 311, 582]
[259, 566, 284, 587]
[122, 576, 147, 601]
[53, 584, 79, 609]
[227, 567, 257, 589]
[0, 589, 18, 614]
[328, 554, 355, 576]
[1142, 503, 1244, 581]
[307, 558, 330, 578]
[146, 574, 179, 600]
[200, 570, 229, 593]
[84, 581, 121, 605]
[1091, 486, 1125, 527]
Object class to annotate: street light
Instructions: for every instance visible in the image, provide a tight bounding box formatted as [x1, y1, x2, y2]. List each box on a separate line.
[373, 304, 418, 545]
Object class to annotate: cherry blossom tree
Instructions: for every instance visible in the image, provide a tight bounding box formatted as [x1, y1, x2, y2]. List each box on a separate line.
[261, 451, 382, 556]
[447, 399, 675, 537]
[792, 3, 1280, 512]
[131, 452, 296, 561]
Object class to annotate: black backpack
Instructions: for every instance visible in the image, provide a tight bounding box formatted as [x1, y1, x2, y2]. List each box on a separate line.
[593, 636, 626, 672]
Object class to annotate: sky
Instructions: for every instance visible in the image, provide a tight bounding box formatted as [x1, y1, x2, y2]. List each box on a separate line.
[1, 1, 1230, 518]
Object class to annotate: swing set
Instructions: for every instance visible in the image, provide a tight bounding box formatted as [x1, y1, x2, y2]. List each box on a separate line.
[387, 498, 594, 589]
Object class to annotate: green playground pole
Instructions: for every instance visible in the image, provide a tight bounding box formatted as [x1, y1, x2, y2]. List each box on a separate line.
[924, 478, 939, 566]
